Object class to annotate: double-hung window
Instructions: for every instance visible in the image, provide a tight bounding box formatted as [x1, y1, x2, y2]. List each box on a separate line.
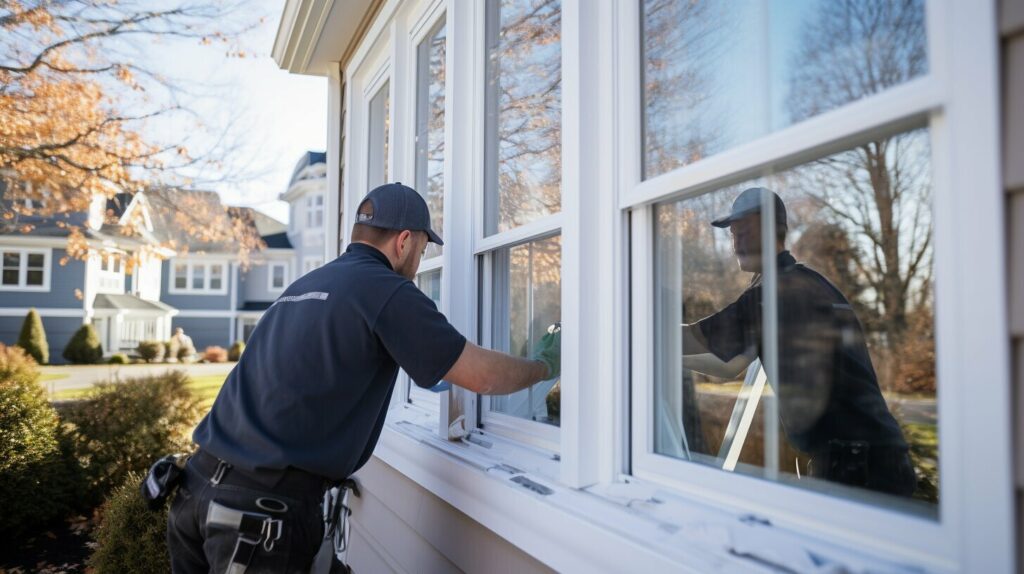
[269, 261, 288, 291]
[477, 0, 562, 449]
[624, 0, 998, 559]
[170, 261, 228, 295]
[0, 248, 49, 291]
[306, 195, 324, 228]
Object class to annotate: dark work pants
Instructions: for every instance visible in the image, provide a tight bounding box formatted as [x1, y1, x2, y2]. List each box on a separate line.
[167, 460, 325, 573]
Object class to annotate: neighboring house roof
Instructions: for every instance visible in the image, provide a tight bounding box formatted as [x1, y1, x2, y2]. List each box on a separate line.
[239, 301, 274, 311]
[94, 293, 177, 313]
[261, 231, 292, 249]
[288, 151, 326, 187]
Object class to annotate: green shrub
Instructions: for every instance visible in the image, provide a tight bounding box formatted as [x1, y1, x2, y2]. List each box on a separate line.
[17, 308, 48, 365]
[88, 471, 171, 574]
[137, 340, 165, 363]
[0, 344, 84, 539]
[163, 340, 175, 362]
[175, 341, 195, 362]
[63, 323, 103, 364]
[62, 371, 201, 503]
[228, 340, 244, 361]
[203, 346, 228, 363]
[108, 353, 130, 365]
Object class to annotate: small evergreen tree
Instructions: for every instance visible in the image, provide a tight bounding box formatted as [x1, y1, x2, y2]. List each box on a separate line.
[63, 324, 103, 364]
[17, 308, 48, 365]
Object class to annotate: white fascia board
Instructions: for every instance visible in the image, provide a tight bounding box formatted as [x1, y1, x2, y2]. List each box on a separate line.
[0, 308, 83, 318]
[273, 0, 376, 76]
[0, 236, 68, 248]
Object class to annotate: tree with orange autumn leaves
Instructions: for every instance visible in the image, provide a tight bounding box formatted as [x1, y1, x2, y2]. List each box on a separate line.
[0, 0, 265, 271]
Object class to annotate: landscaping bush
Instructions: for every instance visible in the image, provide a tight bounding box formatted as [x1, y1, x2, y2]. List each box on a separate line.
[63, 323, 103, 364]
[17, 308, 49, 365]
[228, 340, 245, 362]
[137, 340, 165, 363]
[203, 346, 228, 363]
[62, 371, 202, 503]
[108, 353, 130, 365]
[0, 344, 85, 540]
[88, 471, 171, 574]
[163, 340, 175, 362]
[176, 342, 195, 362]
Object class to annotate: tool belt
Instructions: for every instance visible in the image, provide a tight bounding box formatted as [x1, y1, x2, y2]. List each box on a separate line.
[206, 501, 285, 574]
[191, 449, 332, 498]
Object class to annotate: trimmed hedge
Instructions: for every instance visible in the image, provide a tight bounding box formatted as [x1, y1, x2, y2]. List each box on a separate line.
[228, 340, 244, 362]
[17, 308, 48, 365]
[0, 345, 84, 539]
[137, 340, 165, 363]
[108, 353, 130, 365]
[62, 371, 202, 503]
[88, 471, 171, 574]
[63, 323, 103, 364]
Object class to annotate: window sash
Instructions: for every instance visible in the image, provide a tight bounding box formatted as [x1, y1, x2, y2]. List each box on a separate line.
[170, 261, 228, 294]
[269, 262, 287, 290]
[0, 249, 48, 290]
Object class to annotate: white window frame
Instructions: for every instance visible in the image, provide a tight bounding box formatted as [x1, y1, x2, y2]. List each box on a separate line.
[0, 247, 51, 291]
[267, 261, 289, 292]
[622, 0, 1011, 567]
[401, 4, 450, 412]
[168, 260, 230, 295]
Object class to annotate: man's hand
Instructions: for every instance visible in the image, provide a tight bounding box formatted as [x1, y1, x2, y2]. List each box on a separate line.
[532, 322, 561, 380]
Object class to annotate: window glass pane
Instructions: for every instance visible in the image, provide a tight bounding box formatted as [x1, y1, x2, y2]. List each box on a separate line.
[484, 0, 562, 235]
[3, 252, 20, 285]
[490, 235, 561, 425]
[27, 253, 44, 268]
[26, 270, 43, 286]
[652, 126, 935, 516]
[272, 264, 286, 288]
[174, 263, 188, 289]
[416, 268, 442, 307]
[641, 0, 927, 179]
[210, 264, 224, 290]
[368, 82, 390, 191]
[192, 265, 205, 290]
[416, 20, 447, 259]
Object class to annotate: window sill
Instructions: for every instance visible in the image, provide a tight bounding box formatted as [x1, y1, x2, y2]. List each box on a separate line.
[374, 408, 941, 573]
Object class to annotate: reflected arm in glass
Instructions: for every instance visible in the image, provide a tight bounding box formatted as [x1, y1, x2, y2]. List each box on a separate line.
[681, 323, 754, 380]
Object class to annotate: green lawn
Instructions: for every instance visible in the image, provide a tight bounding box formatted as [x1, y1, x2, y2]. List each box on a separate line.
[48, 373, 228, 413]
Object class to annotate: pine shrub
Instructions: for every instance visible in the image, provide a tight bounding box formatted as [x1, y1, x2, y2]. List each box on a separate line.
[87, 471, 171, 574]
[17, 308, 48, 364]
[108, 353, 130, 365]
[137, 340, 165, 363]
[227, 340, 244, 361]
[63, 323, 103, 364]
[62, 371, 201, 503]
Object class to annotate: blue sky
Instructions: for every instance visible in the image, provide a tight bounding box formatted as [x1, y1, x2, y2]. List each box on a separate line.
[139, 0, 326, 224]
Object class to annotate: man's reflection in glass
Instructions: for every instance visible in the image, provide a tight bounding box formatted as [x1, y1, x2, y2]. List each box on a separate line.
[681, 187, 916, 497]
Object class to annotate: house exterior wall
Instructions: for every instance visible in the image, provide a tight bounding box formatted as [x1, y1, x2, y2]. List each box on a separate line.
[239, 260, 286, 305]
[0, 315, 84, 365]
[170, 316, 232, 352]
[347, 458, 554, 574]
[0, 248, 84, 309]
[1001, 0, 1024, 566]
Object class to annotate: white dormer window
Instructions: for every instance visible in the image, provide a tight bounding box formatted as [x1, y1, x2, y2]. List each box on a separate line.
[0, 248, 50, 291]
[170, 260, 229, 295]
[268, 261, 288, 291]
[97, 253, 125, 292]
[306, 195, 324, 228]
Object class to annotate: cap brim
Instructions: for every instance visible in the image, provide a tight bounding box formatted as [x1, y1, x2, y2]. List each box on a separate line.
[710, 216, 734, 228]
[426, 228, 444, 245]
[711, 206, 760, 228]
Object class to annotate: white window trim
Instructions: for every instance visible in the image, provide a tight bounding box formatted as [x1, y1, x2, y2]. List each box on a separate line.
[0, 247, 51, 292]
[267, 261, 289, 292]
[168, 260, 229, 295]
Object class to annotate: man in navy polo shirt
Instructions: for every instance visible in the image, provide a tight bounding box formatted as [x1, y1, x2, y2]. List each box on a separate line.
[166, 183, 560, 573]
[679, 187, 916, 498]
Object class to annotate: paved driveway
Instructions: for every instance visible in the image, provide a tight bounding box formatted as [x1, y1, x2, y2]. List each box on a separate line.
[40, 362, 236, 393]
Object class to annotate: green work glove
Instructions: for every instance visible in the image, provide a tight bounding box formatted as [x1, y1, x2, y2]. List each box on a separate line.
[532, 322, 561, 380]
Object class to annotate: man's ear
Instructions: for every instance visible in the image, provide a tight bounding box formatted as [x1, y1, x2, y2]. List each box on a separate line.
[396, 229, 413, 257]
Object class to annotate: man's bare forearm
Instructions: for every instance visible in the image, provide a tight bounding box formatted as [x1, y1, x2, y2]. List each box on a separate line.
[443, 341, 550, 395]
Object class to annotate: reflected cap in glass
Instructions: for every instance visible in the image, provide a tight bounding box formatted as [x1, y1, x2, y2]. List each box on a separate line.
[357, 182, 443, 245]
[711, 187, 788, 229]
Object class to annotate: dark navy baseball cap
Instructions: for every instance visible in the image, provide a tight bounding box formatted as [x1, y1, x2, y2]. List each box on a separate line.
[711, 187, 788, 229]
[357, 182, 443, 245]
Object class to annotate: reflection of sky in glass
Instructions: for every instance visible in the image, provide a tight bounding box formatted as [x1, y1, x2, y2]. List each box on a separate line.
[416, 23, 446, 260]
[485, 0, 562, 234]
[491, 235, 561, 426]
[416, 269, 442, 307]
[642, 0, 927, 178]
